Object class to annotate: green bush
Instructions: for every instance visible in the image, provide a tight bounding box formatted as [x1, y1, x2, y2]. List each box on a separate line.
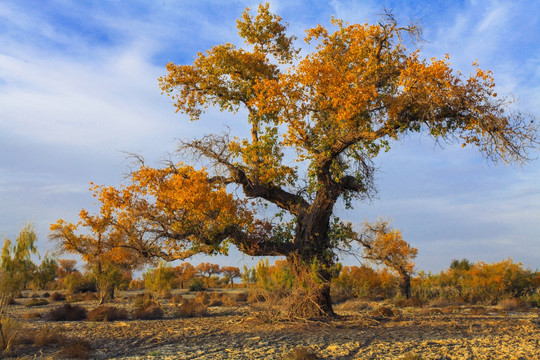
[188, 278, 205, 292]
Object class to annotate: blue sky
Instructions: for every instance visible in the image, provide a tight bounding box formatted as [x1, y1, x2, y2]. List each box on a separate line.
[1, 0, 539, 273]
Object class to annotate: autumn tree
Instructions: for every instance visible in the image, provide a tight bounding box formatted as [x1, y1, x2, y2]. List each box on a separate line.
[55, 4, 536, 316]
[50, 207, 144, 303]
[173, 262, 195, 289]
[354, 220, 418, 299]
[221, 266, 241, 287]
[194, 262, 221, 287]
[57, 259, 78, 279]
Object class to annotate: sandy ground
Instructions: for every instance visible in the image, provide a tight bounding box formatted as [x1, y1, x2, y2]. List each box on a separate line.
[4, 291, 540, 359]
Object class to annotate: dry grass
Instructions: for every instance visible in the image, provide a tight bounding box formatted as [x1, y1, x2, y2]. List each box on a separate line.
[334, 299, 371, 313]
[88, 306, 128, 322]
[467, 306, 488, 315]
[45, 303, 88, 321]
[0, 316, 20, 354]
[427, 298, 464, 308]
[32, 325, 63, 347]
[401, 354, 423, 360]
[394, 297, 424, 308]
[57, 337, 93, 359]
[169, 294, 184, 305]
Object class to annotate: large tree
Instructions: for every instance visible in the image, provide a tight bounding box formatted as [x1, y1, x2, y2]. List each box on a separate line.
[52, 4, 536, 316]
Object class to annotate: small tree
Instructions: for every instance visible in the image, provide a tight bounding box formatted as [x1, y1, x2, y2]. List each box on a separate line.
[355, 220, 417, 299]
[195, 263, 221, 287]
[50, 209, 143, 304]
[173, 262, 195, 289]
[32, 254, 58, 290]
[143, 261, 176, 296]
[221, 266, 241, 287]
[1, 224, 39, 297]
[57, 259, 78, 278]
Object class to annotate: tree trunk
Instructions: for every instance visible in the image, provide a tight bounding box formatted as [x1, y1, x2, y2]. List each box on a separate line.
[399, 273, 411, 299]
[284, 203, 337, 317]
[286, 253, 335, 317]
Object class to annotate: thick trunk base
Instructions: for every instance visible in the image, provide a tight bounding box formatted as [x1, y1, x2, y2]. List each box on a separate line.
[285, 254, 335, 318]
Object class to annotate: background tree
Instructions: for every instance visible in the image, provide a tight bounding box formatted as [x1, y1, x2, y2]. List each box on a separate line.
[31, 254, 58, 290]
[195, 263, 221, 287]
[57, 259, 78, 279]
[221, 266, 241, 287]
[355, 220, 418, 299]
[143, 261, 176, 296]
[53, 4, 537, 316]
[1, 224, 38, 297]
[173, 262, 195, 289]
[50, 208, 144, 303]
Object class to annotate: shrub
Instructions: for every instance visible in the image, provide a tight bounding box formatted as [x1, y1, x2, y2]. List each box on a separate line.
[195, 292, 210, 305]
[188, 278, 205, 292]
[169, 294, 184, 305]
[133, 293, 157, 308]
[6, 297, 18, 305]
[208, 292, 224, 306]
[50, 292, 66, 301]
[497, 297, 527, 311]
[83, 292, 97, 301]
[369, 306, 394, 318]
[58, 337, 93, 359]
[176, 298, 208, 318]
[88, 306, 128, 322]
[524, 292, 540, 308]
[283, 346, 319, 360]
[32, 325, 63, 347]
[133, 305, 163, 320]
[468, 306, 488, 315]
[45, 304, 88, 321]
[234, 292, 248, 303]
[25, 298, 49, 307]
[161, 291, 173, 300]
[221, 294, 238, 307]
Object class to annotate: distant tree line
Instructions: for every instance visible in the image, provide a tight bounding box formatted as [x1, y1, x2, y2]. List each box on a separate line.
[1, 224, 539, 309]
